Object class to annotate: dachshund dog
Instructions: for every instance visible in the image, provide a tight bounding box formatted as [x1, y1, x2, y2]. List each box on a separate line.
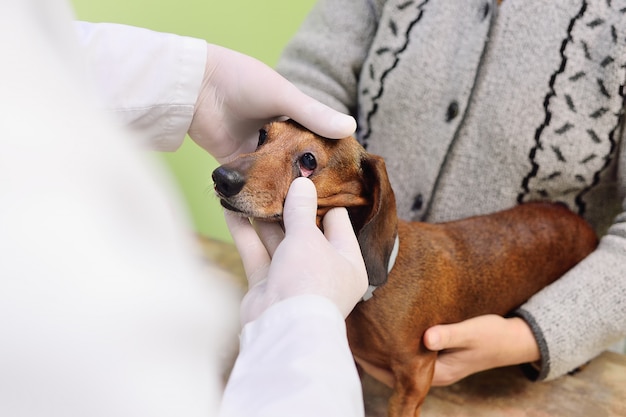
[212, 120, 598, 417]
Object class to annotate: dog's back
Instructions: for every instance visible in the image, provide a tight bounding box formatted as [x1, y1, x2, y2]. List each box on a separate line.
[428, 202, 597, 318]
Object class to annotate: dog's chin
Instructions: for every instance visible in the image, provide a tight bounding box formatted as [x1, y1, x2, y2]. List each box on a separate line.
[219, 199, 283, 222]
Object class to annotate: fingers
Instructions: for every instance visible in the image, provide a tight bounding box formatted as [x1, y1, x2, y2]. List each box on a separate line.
[322, 207, 359, 252]
[281, 177, 319, 235]
[424, 319, 489, 386]
[425, 316, 542, 386]
[222, 45, 357, 139]
[424, 320, 478, 352]
[278, 86, 357, 139]
[225, 177, 319, 283]
[224, 211, 270, 287]
[250, 63, 356, 139]
[276, 84, 356, 139]
[252, 219, 284, 258]
[323, 207, 367, 285]
[423, 325, 450, 352]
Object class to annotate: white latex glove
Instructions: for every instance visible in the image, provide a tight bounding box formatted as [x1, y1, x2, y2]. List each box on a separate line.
[225, 177, 368, 325]
[189, 44, 356, 163]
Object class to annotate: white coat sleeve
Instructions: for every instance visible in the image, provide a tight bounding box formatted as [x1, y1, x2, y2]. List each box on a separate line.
[1, 2, 238, 416]
[220, 295, 365, 417]
[74, 21, 208, 151]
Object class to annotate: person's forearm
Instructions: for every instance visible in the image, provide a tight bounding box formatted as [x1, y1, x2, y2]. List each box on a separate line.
[220, 296, 364, 417]
[516, 227, 626, 381]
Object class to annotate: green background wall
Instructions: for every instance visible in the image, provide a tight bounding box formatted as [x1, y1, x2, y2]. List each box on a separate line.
[71, 0, 316, 242]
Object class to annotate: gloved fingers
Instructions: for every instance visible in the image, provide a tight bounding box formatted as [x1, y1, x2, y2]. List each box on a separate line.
[322, 207, 364, 262]
[252, 219, 285, 258]
[281, 177, 319, 236]
[270, 82, 357, 139]
[230, 55, 356, 139]
[224, 210, 271, 288]
[324, 207, 368, 307]
[221, 45, 356, 140]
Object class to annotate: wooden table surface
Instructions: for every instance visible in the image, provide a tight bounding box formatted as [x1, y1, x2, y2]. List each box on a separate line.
[198, 235, 626, 416]
[362, 353, 626, 416]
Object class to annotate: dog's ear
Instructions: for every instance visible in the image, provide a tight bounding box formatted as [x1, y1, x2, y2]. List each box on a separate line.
[353, 154, 398, 286]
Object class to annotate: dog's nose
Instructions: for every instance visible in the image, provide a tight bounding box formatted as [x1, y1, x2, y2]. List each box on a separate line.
[212, 166, 245, 197]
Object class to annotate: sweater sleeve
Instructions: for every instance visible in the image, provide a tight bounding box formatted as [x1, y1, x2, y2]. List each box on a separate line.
[516, 136, 626, 381]
[220, 295, 364, 417]
[275, 0, 382, 116]
[74, 21, 207, 151]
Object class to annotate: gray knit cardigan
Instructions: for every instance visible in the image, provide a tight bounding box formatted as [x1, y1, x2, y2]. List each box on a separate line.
[277, 0, 626, 381]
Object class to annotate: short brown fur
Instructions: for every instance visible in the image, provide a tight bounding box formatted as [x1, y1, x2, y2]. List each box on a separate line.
[212, 120, 598, 417]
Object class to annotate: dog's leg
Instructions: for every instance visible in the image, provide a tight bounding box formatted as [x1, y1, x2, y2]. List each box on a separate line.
[388, 352, 436, 417]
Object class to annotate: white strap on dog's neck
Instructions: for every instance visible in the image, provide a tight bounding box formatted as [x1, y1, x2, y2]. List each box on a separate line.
[387, 234, 400, 273]
[362, 235, 399, 301]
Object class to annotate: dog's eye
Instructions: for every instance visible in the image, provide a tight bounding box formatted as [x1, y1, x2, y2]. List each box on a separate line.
[257, 129, 268, 148]
[300, 153, 317, 171]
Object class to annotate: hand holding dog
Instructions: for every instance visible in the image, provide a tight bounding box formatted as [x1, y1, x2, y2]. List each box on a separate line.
[362, 315, 541, 387]
[424, 315, 541, 385]
[188, 44, 356, 163]
[225, 177, 368, 325]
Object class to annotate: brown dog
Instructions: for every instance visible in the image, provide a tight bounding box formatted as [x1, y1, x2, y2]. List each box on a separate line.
[212, 120, 598, 417]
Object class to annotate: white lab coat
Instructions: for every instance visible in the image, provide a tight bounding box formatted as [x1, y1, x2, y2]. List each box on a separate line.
[0, 1, 363, 416]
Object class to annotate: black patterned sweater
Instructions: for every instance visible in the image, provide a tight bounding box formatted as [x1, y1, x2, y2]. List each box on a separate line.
[277, 0, 626, 381]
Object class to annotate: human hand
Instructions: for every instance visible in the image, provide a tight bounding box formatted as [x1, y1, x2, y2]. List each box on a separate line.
[188, 44, 356, 163]
[423, 315, 540, 386]
[224, 177, 368, 325]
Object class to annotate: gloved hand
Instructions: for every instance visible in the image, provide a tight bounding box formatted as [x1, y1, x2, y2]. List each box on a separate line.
[188, 44, 356, 163]
[225, 177, 368, 325]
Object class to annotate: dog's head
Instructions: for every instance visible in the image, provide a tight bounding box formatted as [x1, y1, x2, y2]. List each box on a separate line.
[212, 120, 398, 286]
